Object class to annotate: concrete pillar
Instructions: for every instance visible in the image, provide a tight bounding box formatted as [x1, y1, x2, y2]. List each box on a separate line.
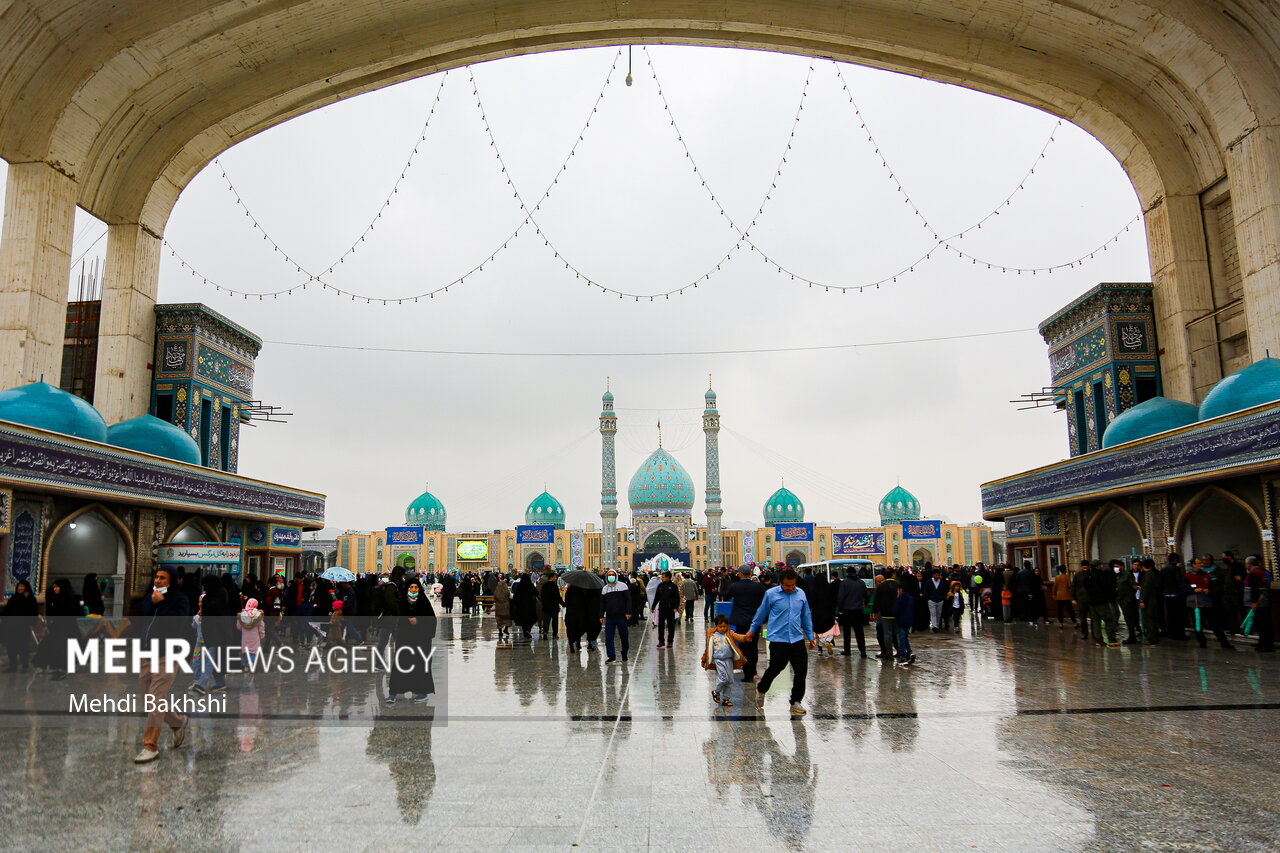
[1144, 195, 1215, 403]
[1227, 125, 1280, 364]
[0, 162, 78, 391]
[94, 222, 160, 423]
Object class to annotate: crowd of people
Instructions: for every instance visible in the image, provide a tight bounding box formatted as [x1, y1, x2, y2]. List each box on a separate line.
[0, 549, 1272, 760]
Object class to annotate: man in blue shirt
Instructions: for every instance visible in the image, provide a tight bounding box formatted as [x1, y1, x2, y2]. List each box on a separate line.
[746, 568, 815, 715]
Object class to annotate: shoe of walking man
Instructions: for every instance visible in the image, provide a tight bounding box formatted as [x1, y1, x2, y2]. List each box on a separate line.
[745, 568, 815, 715]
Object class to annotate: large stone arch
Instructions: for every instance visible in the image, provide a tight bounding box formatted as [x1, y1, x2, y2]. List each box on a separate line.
[2, 2, 1279, 418]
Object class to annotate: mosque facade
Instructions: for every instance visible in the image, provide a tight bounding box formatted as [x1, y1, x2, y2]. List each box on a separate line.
[0, 301, 326, 614]
[338, 383, 994, 574]
[982, 282, 1280, 578]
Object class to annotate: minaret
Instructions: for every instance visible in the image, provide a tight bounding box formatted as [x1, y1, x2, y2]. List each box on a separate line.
[703, 376, 723, 568]
[600, 379, 618, 571]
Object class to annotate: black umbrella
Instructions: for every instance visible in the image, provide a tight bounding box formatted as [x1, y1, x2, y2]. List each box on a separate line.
[561, 570, 605, 590]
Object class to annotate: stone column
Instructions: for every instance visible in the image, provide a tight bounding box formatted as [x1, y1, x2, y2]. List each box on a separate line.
[1144, 195, 1215, 403]
[0, 162, 78, 391]
[94, 222, 161, 423]
[1227, 125, 1280, 364]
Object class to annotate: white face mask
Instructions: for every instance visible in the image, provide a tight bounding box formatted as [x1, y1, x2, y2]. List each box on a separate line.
[153, 585, 167, 594]
[408, 591, 420, 600]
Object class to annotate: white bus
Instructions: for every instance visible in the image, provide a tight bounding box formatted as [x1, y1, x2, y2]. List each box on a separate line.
[798, 558, 877, 586]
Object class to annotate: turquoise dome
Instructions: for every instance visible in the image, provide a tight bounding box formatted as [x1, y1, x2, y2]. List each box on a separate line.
[628, 448, 695, 510]
[525, 491, 566, 529]
[764, 487, 804, 524]
[405, 490, 447, 531]
[0, 382, 107, 442]
[1102, 397, 1199, 448]
[107, 414, 202, 464]
[1199, 357, 1280, 421]
[879, 485, 922, 525]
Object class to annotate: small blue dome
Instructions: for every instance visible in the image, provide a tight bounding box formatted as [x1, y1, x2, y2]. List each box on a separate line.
[764, 487, 804, 524]
[406, 490, 446, 531]
[1102, 397, 1199, 448]
[525, 491, 566, 529]
[107, 414, 202, 464]
[0, 382, 107, 442]
[628, 448, 695, 510]
[1199, 357, 1280, 421]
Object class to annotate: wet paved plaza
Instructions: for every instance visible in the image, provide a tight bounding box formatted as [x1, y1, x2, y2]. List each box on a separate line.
[1, 614, 1277, 851]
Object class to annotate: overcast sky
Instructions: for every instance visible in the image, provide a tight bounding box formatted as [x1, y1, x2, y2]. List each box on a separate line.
[39, 46, 1149, 533]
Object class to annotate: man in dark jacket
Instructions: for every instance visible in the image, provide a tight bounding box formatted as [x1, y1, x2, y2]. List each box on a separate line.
[1138, 558, 1164, 645]
[1160, 554, 1188, 640]
[835, 568, 869, 657]
[1070, 560, 1092, 640]
[1116, 559, 1142, 643]
[1085, 561, 1119, 647]
[726, 566, 765, 681]
[872, 572, 900, 658]
[655, 572, 681, 647]
[193, 574, 233, 693]
[599, 571, 632, 662]
[923, 568, 947, 632]
[136, 567, 190, 763]
[1018, 562, 1044, 625]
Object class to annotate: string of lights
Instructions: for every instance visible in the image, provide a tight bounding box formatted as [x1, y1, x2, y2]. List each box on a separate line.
[170, 48, 1141, 303]
[643, 49, 1142, 288]
[214, 70, 452, 280]
[466, 58, 816, 300]
[168, 49, 626, 302]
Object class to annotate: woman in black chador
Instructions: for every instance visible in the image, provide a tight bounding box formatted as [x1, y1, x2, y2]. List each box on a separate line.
[387, 578, 437, 704]
[511, 572, 538, 639]
[1, 580, 38, 671]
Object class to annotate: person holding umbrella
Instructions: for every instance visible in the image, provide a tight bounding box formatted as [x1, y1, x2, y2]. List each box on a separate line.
[561, 570, 603, 652]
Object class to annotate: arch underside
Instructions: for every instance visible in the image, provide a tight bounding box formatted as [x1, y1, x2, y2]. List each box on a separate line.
[2, 2, 1275, 232]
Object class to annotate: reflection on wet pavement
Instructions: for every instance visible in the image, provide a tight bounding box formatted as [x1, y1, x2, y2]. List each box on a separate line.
[1, 615, 1276, 851]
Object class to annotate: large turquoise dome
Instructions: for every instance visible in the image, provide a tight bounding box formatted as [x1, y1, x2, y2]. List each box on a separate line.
[0, 382, 107, 442]
[525, 491, 566, 529]
[764, 487, 804, 524]
[879, 485, 922, 525]
[405, 490, 446, 530]
[628, 448, 695, 510]
[1199, 357, 1280, 421]
[107, 414, 202, 464]
[1102, 397, 1199, 448]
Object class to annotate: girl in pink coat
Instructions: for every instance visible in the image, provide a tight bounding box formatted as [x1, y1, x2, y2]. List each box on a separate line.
[237, 598, 267, 672]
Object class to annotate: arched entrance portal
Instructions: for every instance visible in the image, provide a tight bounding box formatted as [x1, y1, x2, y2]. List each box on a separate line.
[0, 4, 1274, 418]
[785, 550, 806, 569]
[1088, 505, 1144, 564]
[525, 551, 546, 571]
[911, 548, 933, 567]
[45, 509, 130, 617]
[1177, 489, 1263, 560]
[395, 553, 417, 571]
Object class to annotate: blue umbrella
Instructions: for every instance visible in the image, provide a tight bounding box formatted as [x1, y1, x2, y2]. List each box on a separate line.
[321, 566, 356, 583]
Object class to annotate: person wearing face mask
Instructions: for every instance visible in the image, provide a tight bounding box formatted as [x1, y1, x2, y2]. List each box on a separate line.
[265, 575, 287, 645]
[387, 580, 437, 704]
[134, 568, 190, 763]
[599, 571, 632, 663]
